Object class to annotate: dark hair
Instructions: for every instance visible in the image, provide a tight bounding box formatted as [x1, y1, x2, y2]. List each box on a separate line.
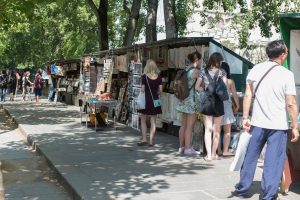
[2, 70, 6, 75]
[221, 62, 231, 79]
[187, 51, 202, 63]
[206, 52, 223, 69]
[266, 40, 287, 59]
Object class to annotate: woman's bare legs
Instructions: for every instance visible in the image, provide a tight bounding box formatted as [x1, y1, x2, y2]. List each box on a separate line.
[204, 116, 213, 160]
[211, 116, 223, 159]
[140, 114, 147, 142]
[222, 123, 234, 156]
[149, 115, 157, 145]
[179, 113, 187, 150]
[184, 113, 197, 149]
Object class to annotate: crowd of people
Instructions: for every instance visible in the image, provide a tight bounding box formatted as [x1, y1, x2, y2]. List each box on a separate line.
[137, 51, 241, 160]
[0, 68, 43, 105]
[137, 40, 299, 200]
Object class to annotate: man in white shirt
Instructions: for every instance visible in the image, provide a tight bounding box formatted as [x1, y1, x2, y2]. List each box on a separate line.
[233, 40, 299, 199]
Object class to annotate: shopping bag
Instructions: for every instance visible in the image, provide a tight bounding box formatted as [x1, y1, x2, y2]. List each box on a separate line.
[136, 92, 145, 110]
[229, 131, 252, 171]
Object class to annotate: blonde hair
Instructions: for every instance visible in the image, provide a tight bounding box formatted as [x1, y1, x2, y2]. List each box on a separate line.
[143, 59, 160, 75]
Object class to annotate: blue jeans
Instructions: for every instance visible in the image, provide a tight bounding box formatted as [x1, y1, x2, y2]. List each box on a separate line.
[236, 126, 287, 200]
[0, 88, 7, 102]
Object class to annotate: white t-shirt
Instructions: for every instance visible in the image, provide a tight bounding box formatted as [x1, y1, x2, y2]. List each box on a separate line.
[246, 61, 296, 130]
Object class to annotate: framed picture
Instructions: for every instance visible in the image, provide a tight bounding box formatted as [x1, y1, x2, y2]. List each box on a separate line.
[133, 63, 143, 75]
[131, 114, 139, 130]
[132, 99, 138, 113]
[132, 87, 141, 98]
[133, 75, 142, 87]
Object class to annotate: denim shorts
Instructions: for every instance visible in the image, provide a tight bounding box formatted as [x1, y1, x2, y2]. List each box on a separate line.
[34, 88, 42, 96]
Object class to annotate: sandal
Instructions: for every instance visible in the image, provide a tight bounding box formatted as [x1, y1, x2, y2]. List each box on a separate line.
[222, 152, 235, 157]
[204, 156, 212, 162]
[137, 141, 148, 146]
[212, 155, 220, 160]
[148, 143, 155, 147]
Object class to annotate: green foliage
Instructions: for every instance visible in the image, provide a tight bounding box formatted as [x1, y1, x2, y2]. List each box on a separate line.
[202, 0, 300, 48]
[0, 0, 99, 69]
[175, 0, 199, 36]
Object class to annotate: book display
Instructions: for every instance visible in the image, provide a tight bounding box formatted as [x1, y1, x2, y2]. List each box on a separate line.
[43, 38, 252, 134]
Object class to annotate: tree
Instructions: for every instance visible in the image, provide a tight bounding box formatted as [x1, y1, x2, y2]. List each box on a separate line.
[0, 0, 99, 68]
[202, 0, 300, 48]
[145, 0, 159, 42]
[163, 0, 177, 39]
[86, 0, 109, 50]
[123, 0, 143, 46]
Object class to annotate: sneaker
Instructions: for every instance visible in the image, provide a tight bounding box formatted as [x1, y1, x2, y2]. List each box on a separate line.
[192, 148, 201, 155]
[178, 147, 184, 154]
[184, 148, 198, 156]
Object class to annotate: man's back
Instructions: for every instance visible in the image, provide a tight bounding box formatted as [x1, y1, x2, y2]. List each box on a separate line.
[247, 61, 296, 130]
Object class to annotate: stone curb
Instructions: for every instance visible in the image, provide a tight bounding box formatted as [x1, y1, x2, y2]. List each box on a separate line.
[1, 105, 83, 200]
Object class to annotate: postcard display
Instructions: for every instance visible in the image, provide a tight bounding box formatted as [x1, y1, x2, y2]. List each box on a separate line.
[128, 62, 143, 130]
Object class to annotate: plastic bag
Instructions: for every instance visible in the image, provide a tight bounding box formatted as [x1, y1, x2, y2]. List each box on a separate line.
[229, 131, 252, 171]
[136, 92, 145, 110]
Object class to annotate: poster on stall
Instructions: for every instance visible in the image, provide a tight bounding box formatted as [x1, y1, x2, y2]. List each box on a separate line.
[209, 42, 243, 74]
[290, 30, 300, 85]
[42, 70, 50, 79]
[51, 64, 58, 74]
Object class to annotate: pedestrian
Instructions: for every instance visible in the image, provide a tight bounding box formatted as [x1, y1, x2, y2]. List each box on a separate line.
[219, 62, 239, 157]
[233, 40, 299, 199]
[22, 71, 33, 101]
[137, 59, 162, 147]
[0, 70, 8, 102]
[34, 68, 43, 105]
[7, 70, 17, 101]
[195, 52, 227, 161]
[48, 74, 57, 101]
[176, 51, 201, 155]
[15, 69, 21, 98]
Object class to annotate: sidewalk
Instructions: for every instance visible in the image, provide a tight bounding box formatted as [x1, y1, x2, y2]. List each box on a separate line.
[1, 98, 299, 200]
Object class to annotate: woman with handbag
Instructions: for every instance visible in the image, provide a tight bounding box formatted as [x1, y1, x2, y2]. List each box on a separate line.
[137, 59, 162, 147]
[176, 51, 201, 156]
[195, 52, 227, 161]
[219, 62, 240, 157]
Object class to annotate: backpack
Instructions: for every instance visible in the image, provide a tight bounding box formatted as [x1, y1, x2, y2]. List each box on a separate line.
[199, 69, 225, 116]
[174, 67, 196, 100]
[0, 75, 7, 88]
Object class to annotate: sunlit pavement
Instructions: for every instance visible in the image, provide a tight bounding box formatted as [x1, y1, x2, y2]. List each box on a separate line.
[0, 108, 70, 200]
[1, 97, 299, 200]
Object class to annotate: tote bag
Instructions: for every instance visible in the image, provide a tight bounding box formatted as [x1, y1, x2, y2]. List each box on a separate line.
[229, 131, 252, 171]
[136, 92, 145, 110]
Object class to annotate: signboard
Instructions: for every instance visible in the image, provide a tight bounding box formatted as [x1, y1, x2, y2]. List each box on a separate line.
[290, 30, 300, 85]
[209, 41, 243, 74]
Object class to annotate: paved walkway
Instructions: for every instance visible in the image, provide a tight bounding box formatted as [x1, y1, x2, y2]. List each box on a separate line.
[1, 98, 299, 200]
[0, 108, 70, 200]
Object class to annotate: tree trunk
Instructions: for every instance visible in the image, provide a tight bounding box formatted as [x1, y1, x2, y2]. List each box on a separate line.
[163, 0, 177, 39]
[86, 0, 109, 51]
[99, 0, 109, 50]
[146, 0, 158, 42]
[123, 0, 142, 47]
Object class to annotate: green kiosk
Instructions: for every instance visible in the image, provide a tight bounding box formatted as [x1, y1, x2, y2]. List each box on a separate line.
[279, 12, 300, 194]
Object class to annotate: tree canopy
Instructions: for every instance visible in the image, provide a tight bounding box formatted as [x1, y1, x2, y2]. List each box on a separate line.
[202, 0, 300, 48]
[0, 0, 299, 69]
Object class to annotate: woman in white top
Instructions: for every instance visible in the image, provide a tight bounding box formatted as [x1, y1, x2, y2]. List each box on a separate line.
[220, 62, 239, 156]
[195, 52, 227, 161]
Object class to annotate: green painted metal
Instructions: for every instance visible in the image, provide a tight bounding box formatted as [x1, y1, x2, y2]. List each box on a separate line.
[279, 13, 300, 68]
